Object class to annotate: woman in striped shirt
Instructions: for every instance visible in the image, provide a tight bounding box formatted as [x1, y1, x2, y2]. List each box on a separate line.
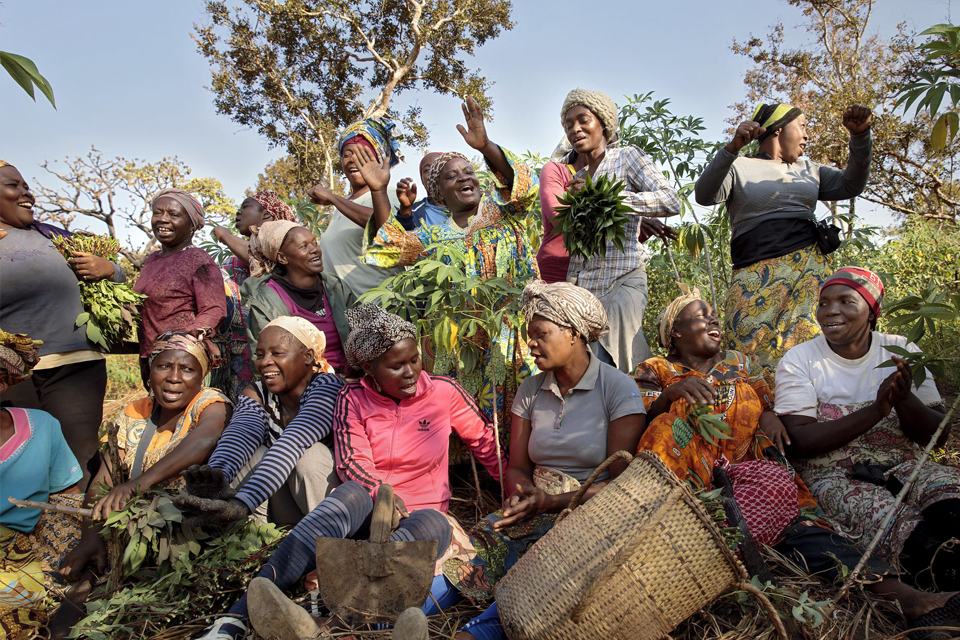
[180, 316, 344, 525]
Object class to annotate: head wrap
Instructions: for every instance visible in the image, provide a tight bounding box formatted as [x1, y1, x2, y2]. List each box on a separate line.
[338, 118, 403, 168]
[0, 160, 9, 167]
[248, 220, 302, 278]
[148, 331, 215, 377]
[152, 188, 205, 232]
[0, 329, 42, 393]
[752, 103, 803, 143]
[343, 304, 417, 368]
[521, 281, 609, 343]
[425, 152, 471, 202]
[253, 190, 296, 223]
[552, 88, 620, 161]
[263, 316, 334, 374]
[821, 267, 884, 323]
[419, 152, 441, 177]
[657, 284, 704, 349]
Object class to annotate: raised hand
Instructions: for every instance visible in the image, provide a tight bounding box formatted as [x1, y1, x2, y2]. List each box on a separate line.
[842, 105, 872, 135]
[307, 184, 335, 206]
[353, 144, 391, 192]
[725, 121, 766, 154]
[396, 178, 418, 209]
[182, 464, 235, 500]
[456, 96, 490, 151]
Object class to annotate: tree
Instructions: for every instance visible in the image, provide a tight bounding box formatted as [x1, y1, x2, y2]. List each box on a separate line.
[894, 23, 960, 150]
[33, 147, 236, 267]
[250, 155, 314, 200]
[729, 0, 959, 222]
[194, 0, 514, 192]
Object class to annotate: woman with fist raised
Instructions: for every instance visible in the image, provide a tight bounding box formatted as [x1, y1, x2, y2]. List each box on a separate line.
[694, 103, 873, 385]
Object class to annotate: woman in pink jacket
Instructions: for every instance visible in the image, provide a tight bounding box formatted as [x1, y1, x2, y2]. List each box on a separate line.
[192, 304, 503, 640]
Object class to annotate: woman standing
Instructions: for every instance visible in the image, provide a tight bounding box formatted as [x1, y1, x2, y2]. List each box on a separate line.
[241, 220, 353, 371]
[211, 191, 298, 401]
[0, 160, 126, 485]
[537, 89, 681, 374]
[695, 103, 873, 383]
[134, 188, 227, 384]
[358, 97, 541, 443]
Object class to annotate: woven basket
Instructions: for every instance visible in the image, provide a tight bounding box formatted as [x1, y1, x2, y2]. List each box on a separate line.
[495, 451, 785, 640]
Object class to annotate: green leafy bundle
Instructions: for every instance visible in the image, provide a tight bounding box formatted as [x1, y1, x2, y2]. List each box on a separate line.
[552, 173, 632, 260]
[687, 402, 733, 446]
[696, 487, 743, 551]
[72, 488, 283, 640]
[51, 234, 145, 349]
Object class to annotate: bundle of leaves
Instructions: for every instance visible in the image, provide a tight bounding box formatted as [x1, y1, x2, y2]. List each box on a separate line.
[552, 173, 632, 260]
[71, 488, 283, 640]
[685, 401, 733, 446]
[696, 487, 744, 552]
[52, 233, 145, 350]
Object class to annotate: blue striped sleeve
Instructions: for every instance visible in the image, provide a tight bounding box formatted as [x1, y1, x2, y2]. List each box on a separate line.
[207, 394, 269, 483]
[234, 373, 344, 512]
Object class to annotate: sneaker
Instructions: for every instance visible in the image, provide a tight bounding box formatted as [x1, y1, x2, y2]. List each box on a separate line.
[248, 577, 322, 640]
[393, 607, 429, 640]
[196, 616, 248, 640]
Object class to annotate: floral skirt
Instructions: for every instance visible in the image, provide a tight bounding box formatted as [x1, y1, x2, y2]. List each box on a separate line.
[723, 244, 827, 388]
[0, 495, 83, 640]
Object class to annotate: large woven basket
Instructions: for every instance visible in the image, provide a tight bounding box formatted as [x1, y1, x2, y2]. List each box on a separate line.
[496, 451, 781, 640]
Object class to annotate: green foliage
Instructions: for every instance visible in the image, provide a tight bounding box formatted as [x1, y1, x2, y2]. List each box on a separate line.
[359, 243, 525, 378]
[894, 24, 960, 150]
[72, 489, 283, 640]
[745, 577, 831, 629]
[0, 50, 55, 108]
[105, 354, 142, 399]
[51, 234, 146, 350]
[687, 402, 733, 446]
[552, 173, 631, 260]
[295, 198, 332, 237]
[696, 487, 743, 551]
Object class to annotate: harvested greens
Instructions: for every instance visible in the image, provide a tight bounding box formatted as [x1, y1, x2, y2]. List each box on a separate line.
[552, 173, 632, 260]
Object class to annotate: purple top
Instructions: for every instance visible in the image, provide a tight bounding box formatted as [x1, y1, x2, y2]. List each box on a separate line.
[265, 279, 347, 371]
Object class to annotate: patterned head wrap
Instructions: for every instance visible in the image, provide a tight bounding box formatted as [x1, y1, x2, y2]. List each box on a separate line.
[0, 160, 9, 167]
[148, 331, 216, 377]
[0, 329, 42, 393]
[253, 190, 296, 223]
[419, 152, 441, 177]
[425, 152, 471, 202]
[821, 266, 884, 323]
[657, 283, 704, 349]
[752, 103, 803, 143]
[152, 188, 206, 232]
[263, 316, 334, 374]
[559, 89, 620, 144]
[248, 220, 302, 278]
[338, 118, 403, 168]
[343, 304, 417, 368]
[521, 281, 609, 343]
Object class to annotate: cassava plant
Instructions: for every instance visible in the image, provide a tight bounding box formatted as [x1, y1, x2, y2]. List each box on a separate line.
[52, 233, 145, 349]
[551, 173, 632, 261]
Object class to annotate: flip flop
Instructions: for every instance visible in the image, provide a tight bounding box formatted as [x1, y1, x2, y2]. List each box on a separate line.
[909, 593, 960, 640]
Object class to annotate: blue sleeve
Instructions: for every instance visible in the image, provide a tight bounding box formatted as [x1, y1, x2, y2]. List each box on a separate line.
[207, 394, 270, 483]
[234, 373, 344, 512]
[47, 417, 82, 493]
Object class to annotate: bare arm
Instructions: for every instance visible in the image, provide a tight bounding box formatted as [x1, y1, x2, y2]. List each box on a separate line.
[214, 227, 251, 263]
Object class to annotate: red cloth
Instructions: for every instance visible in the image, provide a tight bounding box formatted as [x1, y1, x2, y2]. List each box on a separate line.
[536, 161, 574, 283]
[727, 459, 799, 546]
[134, 248, 227, 358]
[341, 137, 377, 155]
[333, 373, 503, 512]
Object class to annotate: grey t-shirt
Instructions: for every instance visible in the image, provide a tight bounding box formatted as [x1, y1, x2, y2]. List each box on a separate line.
[512, 353, 646, 482]
[318, 189, 403, 299]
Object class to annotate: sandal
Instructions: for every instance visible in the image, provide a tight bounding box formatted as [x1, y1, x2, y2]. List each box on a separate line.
[909, 593, 960, 640]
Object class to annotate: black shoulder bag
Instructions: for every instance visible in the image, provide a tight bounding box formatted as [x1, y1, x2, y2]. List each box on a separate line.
[815, 218, 842, 255]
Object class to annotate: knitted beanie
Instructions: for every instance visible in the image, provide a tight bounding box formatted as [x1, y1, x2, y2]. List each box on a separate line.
[560, 89, 620, 143]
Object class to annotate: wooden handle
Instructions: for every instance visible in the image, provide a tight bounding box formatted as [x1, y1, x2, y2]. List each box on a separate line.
[8, 497, 93, 518]
[556, 450, 633, 525]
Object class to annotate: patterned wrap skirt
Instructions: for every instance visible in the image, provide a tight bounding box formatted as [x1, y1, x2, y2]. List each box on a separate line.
[723, 244, 827, 387]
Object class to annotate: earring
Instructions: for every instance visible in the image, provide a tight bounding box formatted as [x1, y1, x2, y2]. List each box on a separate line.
[368, 374, 382, 393]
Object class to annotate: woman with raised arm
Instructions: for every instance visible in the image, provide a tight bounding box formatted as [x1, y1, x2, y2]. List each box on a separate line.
[537, 89, 681, 373]
[695, 103, 873, 384]
[640, 288, 960, 639]
[357, 97, 541, 447]
[776, 267, 960, 590]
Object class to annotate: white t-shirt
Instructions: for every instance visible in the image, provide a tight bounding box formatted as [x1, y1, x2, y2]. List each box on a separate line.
[318, 190, 403, 299]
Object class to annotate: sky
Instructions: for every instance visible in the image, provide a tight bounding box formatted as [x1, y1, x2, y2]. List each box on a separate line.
[1, 0, 953, 241]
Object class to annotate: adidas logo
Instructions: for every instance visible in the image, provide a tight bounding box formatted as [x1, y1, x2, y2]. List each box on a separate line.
[417, 419, 431, 432]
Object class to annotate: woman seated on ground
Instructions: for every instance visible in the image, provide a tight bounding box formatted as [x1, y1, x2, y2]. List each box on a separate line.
[0, 330, 83, 640]
[639, 287, 959, 639]
[358, 97, 541, 452]
[186, 304, 504, 640]
[242, 220, 353, 372]
[448, 282, 647, 640]
[134, 189, 227, 386]
[211, 191, 298, 401]
[181, 316, 344, 526]
[59, 332, 231, 581]
[776, 267, 959, 590]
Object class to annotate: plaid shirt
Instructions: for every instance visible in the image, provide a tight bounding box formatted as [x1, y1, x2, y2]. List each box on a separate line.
[569, 145, 681, 297]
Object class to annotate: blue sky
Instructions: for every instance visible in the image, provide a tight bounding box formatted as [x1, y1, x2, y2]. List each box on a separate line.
[1, 0, 951, 239]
